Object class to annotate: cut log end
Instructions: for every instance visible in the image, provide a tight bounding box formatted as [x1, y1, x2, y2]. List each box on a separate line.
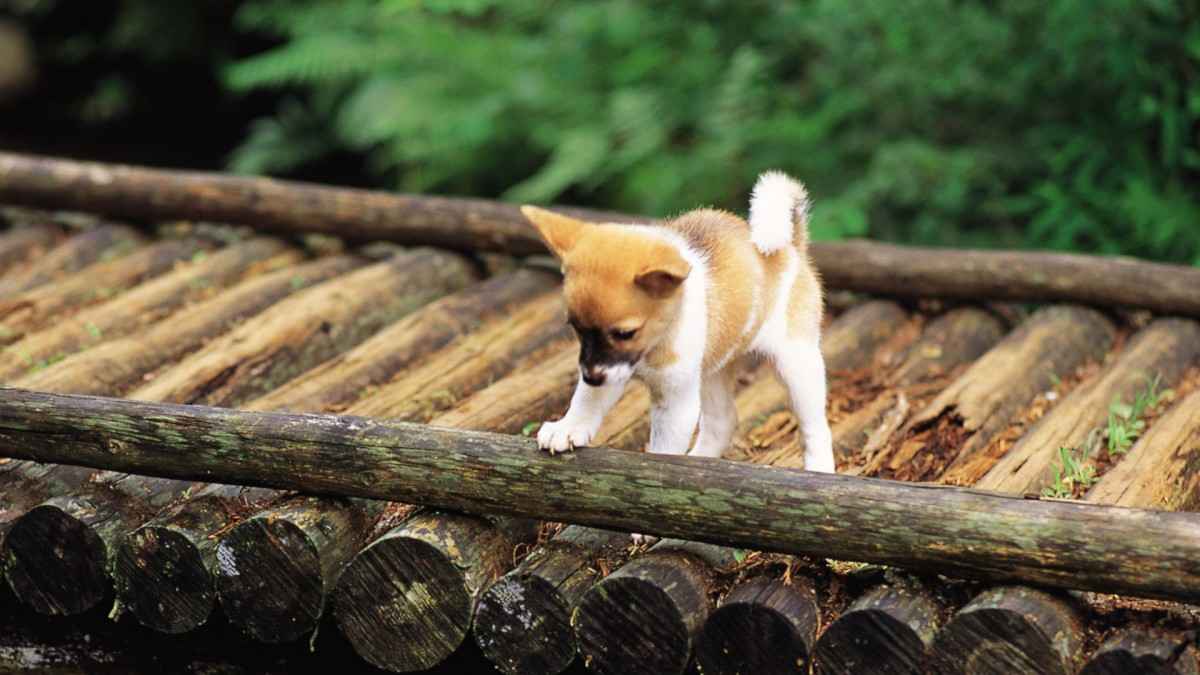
[574, 574, 693, 675]
[215, 517, 325, 644]
[695, 577, 819, 675]
[474, 574, 576, 675]
[2, 503, 108, 616]
[814, 581, 942, 675]
[1080, 629, 1200, 675]
[114, 526, 214, 634]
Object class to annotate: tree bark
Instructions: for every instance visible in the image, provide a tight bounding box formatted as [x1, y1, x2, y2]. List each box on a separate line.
[927, 586, 1084, 675]
[0, 237, 299, 380]
[1080, 628, 1200, 675]
[694, 576, 820, 675]
[865, 306, 1116, 482]
[0, 237, 207, 346]
[5, 152, 1200, 316]
[813, 576, 944, 675]
[4, 389, 1200, 604]
[0, 222, 142, 299]
[473, 526, 630, 675]
[981, 318, 1200, 496]
[0, 219, 60, 277]
[573, 541, 739, 675]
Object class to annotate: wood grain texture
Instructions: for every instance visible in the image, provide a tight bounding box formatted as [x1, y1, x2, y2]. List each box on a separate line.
[814, 577, 943, 675]
[695, 576, 820, 675]
[1081, 628, 1200, 675]
[0, 222, 142, 298]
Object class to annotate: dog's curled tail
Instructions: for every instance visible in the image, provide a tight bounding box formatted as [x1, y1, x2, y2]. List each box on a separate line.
[747, 170, 810, 255]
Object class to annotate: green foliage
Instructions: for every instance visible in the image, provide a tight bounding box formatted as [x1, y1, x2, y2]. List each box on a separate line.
[224, 0, 1200, 263]
[1043, 444, 1097, 499]
[1106, 373, 1171, 455]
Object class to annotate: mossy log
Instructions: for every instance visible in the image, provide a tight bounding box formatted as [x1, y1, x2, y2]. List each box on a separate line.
[473, 526, 629, 675]
[5, 389, 1200, 605]
[131, 248, 475, 406]
[981, 318, 1200, 496]
[7, 152, 1200, 316]
[0, 237, 298, 380]
[927, 586, 1084, 675]
[331, 512, 539, 673]
[249, 267, 559, 413]
[0, 237, 208, 346]
[1080, 628, 1200, 675]
[694, 576, 820, 675]
[867, 306, 1116, 483]
[16, 255, 362, 396]
[0, 220, 59, 275]
[813, 576, 943, 675]
[573, 541, 739, 675]
[1086, 387, 1200, 510]
[0, 222, 142, 298]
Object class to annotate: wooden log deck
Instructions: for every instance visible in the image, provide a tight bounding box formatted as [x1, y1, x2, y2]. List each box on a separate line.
[1, 157, 1200, 674]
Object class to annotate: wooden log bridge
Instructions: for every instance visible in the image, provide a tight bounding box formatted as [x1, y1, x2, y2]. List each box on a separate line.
[1, 389, 1200, 606]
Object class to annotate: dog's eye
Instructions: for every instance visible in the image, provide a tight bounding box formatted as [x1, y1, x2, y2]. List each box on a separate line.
[610, 328, 637, 341]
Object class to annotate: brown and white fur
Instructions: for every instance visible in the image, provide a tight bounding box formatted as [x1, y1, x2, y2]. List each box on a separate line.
[522, 171, 834, 472]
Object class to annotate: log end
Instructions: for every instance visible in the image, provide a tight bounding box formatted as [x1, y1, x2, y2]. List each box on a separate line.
[114, 526, 214, 634]
[573, 574, 693, 675]
[1080, 629, 1200, 675]
[215, 517, 325, 644]
[332, 535, 471, 673]
[3, 503, 108, 616]
[814, 608, 927, 675]
[695, 583, 816, 675]
[474, 573, 577, 675]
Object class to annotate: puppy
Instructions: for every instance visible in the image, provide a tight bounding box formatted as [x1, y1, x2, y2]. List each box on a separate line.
[522, 171, 834, 472]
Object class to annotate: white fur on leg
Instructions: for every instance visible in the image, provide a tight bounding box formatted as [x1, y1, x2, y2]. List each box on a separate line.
[689, 371, 736, 458]
[772, 340, 835, 473]
[748, 171, 809, 255]
[646, 378, 702, 455]
[538, 370, 628, 454]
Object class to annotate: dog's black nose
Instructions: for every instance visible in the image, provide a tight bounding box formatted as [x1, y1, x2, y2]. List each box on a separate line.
[581, 367, 606, 386]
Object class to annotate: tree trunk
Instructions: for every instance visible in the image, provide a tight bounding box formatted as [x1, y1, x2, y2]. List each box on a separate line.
[5, 152, 1200, 316]
[473, 526, 630, 675]
[980, 318, 1200, 496]
[1081, 628, 1200, 675]
[573, 541, 739, 675]
[813, 575, 944, 675]
[865, 306, 1115, 482]
[694, 576, 820, 675]
[0, 219, 60, 276]
[0, 237, 299, 380]
[0, 237, 207, 346]
[0, 222, 142, 298]
[16, 255, 362, 396]
[4, 389, 1200, 604]
[927, 586, 1084, 675]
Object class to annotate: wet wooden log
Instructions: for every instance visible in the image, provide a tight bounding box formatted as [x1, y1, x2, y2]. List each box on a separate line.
[473, 526, 629, 675]
[7, 152, 1200, 316]
[132, 248, 475, 406]
[981, 318, 1200, 496]
[331, 512, 539, 672]
[813, 576, 943, 675]
[1081, 628, 1200, 675]
[0, 219, 59, 275]
[927, 586, 1084, 675]
[0, 237, 207, 346]
[573, 541, 738, 675]
[6, 389, 1200, 604]
[249, 267, 560, 413]
[0, 222, 142, 298]
[1086, 387, 1200, 510]
[867, 305, 1116, 483]
[0, 237, 299, 380]
[694, 576, 820, 675]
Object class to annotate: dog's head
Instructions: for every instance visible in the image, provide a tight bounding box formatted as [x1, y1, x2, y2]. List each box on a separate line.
[522, 206, 690, 386]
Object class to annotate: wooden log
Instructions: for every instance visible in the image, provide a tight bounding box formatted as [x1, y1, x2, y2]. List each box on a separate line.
[1081, 628, 1200, 675]
[331, 512, 539, 672]
[813, 576, 943, 675]
[248, 267, 560, 413]
[0, 222, 142, 298]
[885, 307, 1008, 388]
[868, 305, 1116, 483]
[473, 526, 629, 675]
[0, 219, 60, 277]
[694, 576, 820, 675]
[1086, 387, 1200, 510]
[131, 248, 475, 406]
[15, 254, 362, 396]
[5, 390, 1200, 604]
[2, 250, 469, 620]
[981, 318, 1200, 496]
[0, 237, 299, 380]
[0, 236, 205, 346]
[927, 586, 1084, 675]
[573, 541, 738, 675]
[6, 152, 1200, 317]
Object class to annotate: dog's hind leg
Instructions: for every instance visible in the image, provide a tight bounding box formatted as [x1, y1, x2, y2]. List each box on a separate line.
[771, 339, 835, 473]
[689, 367, 737, 458]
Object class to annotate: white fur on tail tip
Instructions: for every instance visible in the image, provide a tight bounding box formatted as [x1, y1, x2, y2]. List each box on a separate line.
[748, 170, 810, 255]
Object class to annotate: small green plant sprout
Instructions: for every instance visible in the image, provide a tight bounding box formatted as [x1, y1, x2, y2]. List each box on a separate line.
[1042, 445, 1097, 499]
[521, 421, 541, 437]
[1106, 373, 1172, 456]
[84, 321, 103, 340]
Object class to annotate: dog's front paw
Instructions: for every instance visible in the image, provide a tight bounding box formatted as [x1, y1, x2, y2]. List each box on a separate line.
[536, 419, 596, 454]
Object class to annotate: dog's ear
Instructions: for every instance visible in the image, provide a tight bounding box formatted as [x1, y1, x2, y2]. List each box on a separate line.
[635, 246, 690, 297]
[521, 206, 588, 259]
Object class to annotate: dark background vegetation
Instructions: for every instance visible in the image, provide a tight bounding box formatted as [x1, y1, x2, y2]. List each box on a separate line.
[1, 0, 1197, 265]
